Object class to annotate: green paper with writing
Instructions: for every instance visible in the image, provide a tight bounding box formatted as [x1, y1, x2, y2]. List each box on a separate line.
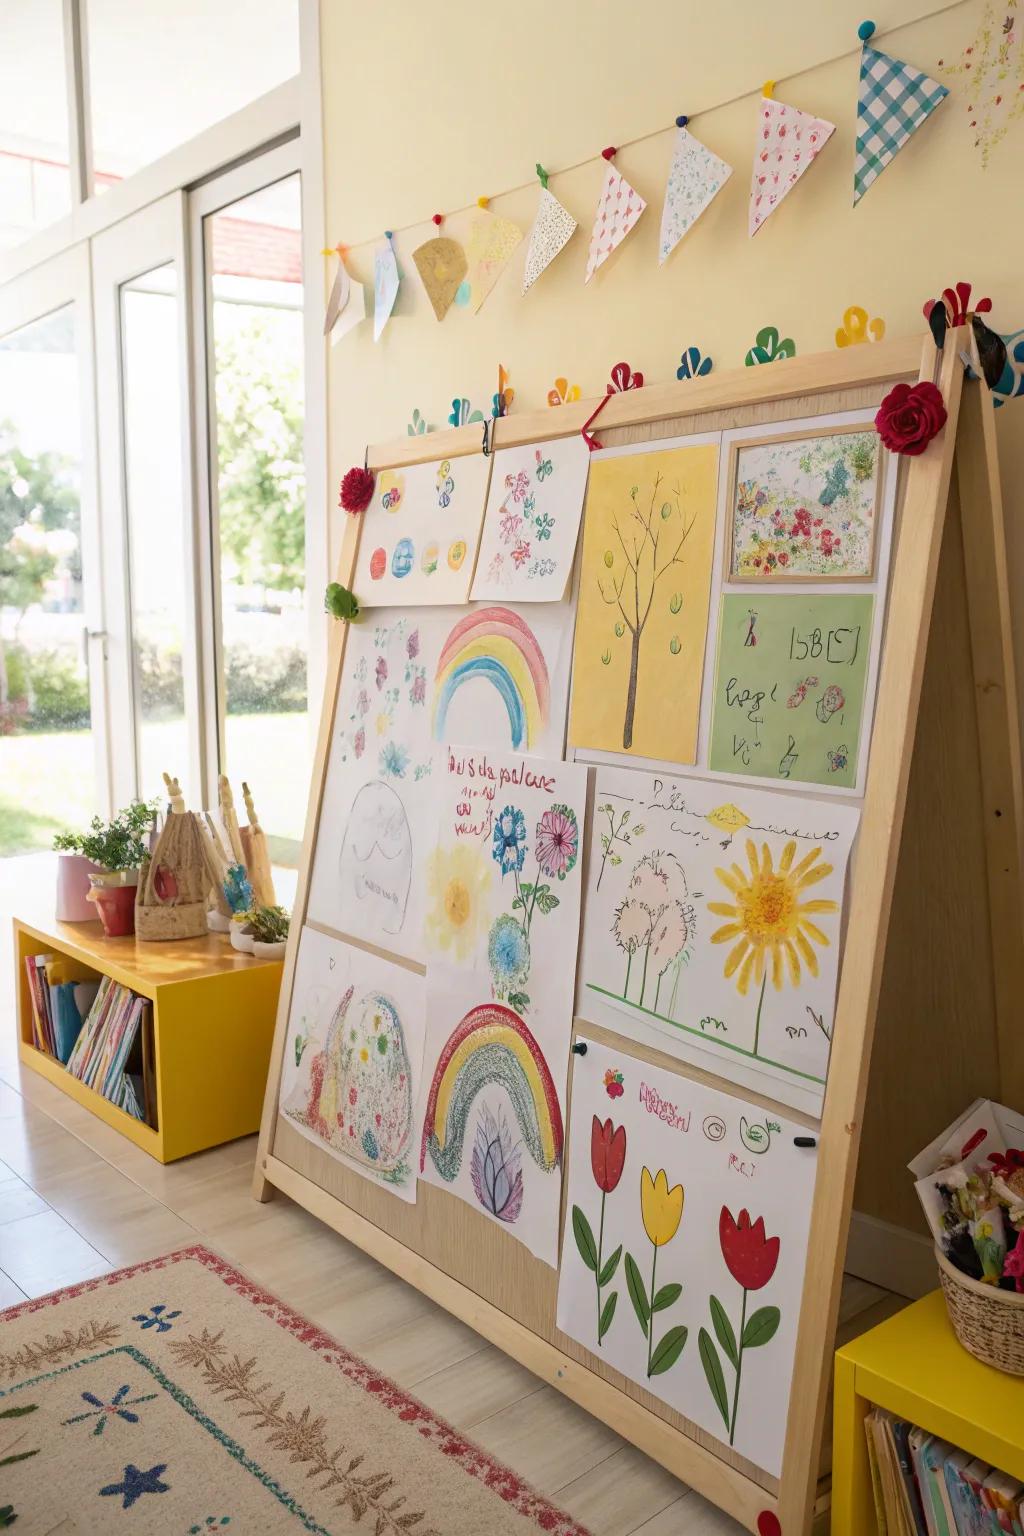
[708, 592, 875, 789]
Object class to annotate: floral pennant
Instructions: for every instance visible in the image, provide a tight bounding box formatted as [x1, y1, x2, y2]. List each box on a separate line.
[854, 24, 948, 204]
[459, 206, 523, 313]
[749, 88, 835, 236]
[523, 170, 578, 295]
[585, 153, 647, 282]
[937, 0, 1024, 168]
[659, 120, 733, 263]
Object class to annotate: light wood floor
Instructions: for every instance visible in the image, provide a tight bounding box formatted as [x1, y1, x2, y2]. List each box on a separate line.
[0, 856, 902, 1535]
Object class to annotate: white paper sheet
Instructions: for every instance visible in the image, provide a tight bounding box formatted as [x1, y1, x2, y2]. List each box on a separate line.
[576, 767, 860, 1117]
[353, 454, 491, 605]
[470, 435, 591, 603]
[555, 1036, 817, 1477]
[373, 237, 400, 341]
[279, 926, 426, 1203]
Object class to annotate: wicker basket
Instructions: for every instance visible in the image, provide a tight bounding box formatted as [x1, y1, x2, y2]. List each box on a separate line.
[936, 1243, 1024, 1374]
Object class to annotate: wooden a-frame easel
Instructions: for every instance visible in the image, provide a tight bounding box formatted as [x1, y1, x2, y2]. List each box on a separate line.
[253, 326, 1024, 1534]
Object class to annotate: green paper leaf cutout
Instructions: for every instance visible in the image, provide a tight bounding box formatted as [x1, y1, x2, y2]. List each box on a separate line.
[742, 1305, 781, 1349]
[572, 1206, 598, 1273]
[710, 1294, 738, 1368]
[652, 1281, 683, 1313]
[649, 1324, 688, 1376]
[625, 1252, 650, 1333]
[598, 1244, 623, 1287]
[699, 1327, 730, 1428]
[598, 1289, 618, 1343]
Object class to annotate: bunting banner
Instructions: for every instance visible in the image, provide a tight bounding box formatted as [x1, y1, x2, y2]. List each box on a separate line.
[585, 160, 647, 282]
[522, 185, 578, 294]
[749, 92, 835, 237]
[373, 235, 400, 341]
[659, 123, 732, 263]
[854, 36, 948, 204]
[460, 207, 523, 313]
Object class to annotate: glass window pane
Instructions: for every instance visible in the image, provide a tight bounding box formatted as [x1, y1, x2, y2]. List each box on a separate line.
[88, 0, 299, 193]
[207, 173, 306, 866]
[121, 263, 188, 804]
[0, 0, 71, 247]
[0, 304, 94, 855]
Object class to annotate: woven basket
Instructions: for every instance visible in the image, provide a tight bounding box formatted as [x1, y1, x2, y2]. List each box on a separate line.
[936, 1243, 1024, 1373]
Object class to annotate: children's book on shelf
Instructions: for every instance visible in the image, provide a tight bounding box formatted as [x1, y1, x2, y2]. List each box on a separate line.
[24, 953, 100, 1064]
[867, 1407, 1024, 1536]
[64, 975, 155, 1126]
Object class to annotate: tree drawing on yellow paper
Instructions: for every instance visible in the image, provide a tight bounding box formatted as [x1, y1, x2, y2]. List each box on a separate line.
[597, 474, 697, 750]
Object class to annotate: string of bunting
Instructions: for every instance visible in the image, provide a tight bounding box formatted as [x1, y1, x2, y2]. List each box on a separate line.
[324, 12, 964, 344]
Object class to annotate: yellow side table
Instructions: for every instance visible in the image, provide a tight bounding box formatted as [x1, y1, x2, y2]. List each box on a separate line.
[832, 1289, 1024, 1534]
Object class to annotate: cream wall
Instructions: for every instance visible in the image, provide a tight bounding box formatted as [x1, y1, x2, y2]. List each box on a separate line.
[319, 0, 1023, 631]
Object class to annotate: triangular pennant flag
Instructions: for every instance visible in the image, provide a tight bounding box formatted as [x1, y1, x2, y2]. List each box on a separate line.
[411, 233, 467, 321]
[323, 250, 366, 343]
[749, 92, 835, 236]
[522, 184, 577, 294]
[585, 160, 646, 282]
[659, 123, 732, 263]
[854, 33, 948, 204]
[373, 235, 400, 342]
[459, 208, 523, 313]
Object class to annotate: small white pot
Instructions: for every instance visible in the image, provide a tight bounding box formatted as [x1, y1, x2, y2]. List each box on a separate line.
[252, 938, 287, 960]
[206, 909, 231, 933]
[229, 923, 255, 954]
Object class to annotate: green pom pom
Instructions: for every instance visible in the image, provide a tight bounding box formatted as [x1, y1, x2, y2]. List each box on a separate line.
[858, 19, 875, 40]
[325, 582, 360, 622]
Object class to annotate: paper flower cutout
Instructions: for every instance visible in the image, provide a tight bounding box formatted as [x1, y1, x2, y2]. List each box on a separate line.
[677, 346, 713, 380]
[744, 327, 796, 366]
[492, 364, 514, 419]
[875, 381, 948, 455]
[606, 361, 644, 393]
[448, 398, 485, 428]
[923, 280, 993, 328]
[407, 409, 432, 436]
[547, 377, 581, 407]
[835, 305, 886, 346]
[412, 233, 467, 321]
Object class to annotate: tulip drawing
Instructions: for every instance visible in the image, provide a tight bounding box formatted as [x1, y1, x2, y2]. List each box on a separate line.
[625, 1168, 688, 1378]
[571, 1116, 627, 1345]
[699, 1205, 782, 1446]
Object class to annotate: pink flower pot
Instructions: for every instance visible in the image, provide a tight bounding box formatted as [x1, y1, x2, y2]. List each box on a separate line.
[56, 854, 102, 922]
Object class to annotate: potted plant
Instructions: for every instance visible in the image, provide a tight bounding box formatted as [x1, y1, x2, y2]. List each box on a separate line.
[229, 911, 255, 954]
[247, 905, 290, 960]
[53, 801, 156, 938]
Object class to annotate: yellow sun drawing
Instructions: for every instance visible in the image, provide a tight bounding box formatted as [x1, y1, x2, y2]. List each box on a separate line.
[708, 839, 838, 1053]
[425, 842, 492, 964]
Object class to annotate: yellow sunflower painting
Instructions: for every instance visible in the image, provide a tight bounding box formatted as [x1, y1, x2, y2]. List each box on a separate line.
[425, 842, 491, 964]
[708, 838, 838, 1054]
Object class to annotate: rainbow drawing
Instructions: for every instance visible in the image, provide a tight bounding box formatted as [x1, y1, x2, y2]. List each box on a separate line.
[420, 1001, 564, 1182]
[433, 606, 550, 750]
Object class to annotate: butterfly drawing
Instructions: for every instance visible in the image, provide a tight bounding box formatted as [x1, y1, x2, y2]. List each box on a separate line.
[827, 744, 850, 774]
[535, 449, 553, 481]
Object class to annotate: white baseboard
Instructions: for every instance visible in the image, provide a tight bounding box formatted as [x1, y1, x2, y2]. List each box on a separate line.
[847, 1211, 936, 1299]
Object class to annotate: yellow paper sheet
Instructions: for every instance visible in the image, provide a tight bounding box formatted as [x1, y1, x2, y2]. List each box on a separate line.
[569, 441, 719, 763]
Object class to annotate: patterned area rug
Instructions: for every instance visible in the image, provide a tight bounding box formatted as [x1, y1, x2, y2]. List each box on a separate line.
[0, 1244, 589, 1535]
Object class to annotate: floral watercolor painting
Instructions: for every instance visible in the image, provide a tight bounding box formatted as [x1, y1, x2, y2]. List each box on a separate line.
[577, 766, 860, 1117]
[728, 428, 882, 580]
[471, 436, 592, 603]
[556, 1038, 817, 1477]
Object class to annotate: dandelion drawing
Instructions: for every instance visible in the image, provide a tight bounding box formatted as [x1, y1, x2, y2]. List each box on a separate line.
[611, 852, 694, 1011]
[625, 1168, 688, 1378]
[597, 473, 699, 750]
[708, 839, 838, 1057]
[470, 1102, 524, 1223]
[699, 1206, 781, 1447]
[487, 913, 531, 1008]
[572, 1116, 627, 1345]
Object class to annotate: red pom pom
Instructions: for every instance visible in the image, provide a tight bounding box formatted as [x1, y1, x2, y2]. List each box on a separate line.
[432, 213, 443, 227]
[339, 466, 375, 515]
[601, 145, 617, 161]
[875, 381, 947, 457]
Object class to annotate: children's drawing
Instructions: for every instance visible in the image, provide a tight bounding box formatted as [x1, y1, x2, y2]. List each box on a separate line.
[708, 592, 876, 790]
[571, 1116, 628, 1345]
[556, 1037, 817, 1477]
[307, 611, 443, 962]
[699, 1206, 782, 1448]
[431, 602, 573, 757]
[577, 767, 859, 1116]
[728, 427, 883, 580]
[417, 979, 566, 1264]
[353, 454, 491, 605]
[471, 436, 591, 603]
[569, 438, 719, 763]
[280, 928, 426, 1204]
[936, 0, 1024, 167]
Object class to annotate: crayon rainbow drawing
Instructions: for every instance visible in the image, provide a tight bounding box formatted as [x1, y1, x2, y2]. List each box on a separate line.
[420, 1001, 564, 1184]
[433, 607, 550, 751]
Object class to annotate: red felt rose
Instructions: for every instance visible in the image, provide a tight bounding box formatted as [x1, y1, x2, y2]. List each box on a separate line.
[339, 465, 375, 515]
[874, 381, 947, 458]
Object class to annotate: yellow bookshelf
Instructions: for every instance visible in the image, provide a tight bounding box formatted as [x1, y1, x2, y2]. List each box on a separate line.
[14, 910, 282, 1163]
[832, 1289, 1024, 1533]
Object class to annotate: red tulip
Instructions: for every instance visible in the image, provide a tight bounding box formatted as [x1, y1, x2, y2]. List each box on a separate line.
[591, 1116, 627, 1194]
[719, 1206, 780, 1291]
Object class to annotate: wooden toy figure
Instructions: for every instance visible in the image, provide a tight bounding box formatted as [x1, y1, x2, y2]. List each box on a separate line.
[136, 775, 221, 940]
[240, 781, 276, 907]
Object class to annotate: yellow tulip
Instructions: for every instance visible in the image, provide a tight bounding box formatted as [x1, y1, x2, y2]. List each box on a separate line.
[641, 1167, 684, 1247]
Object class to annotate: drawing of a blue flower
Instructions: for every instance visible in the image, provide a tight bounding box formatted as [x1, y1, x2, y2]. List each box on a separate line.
[492, 806, 527, 875]
[487, 913, 530, 999]
[379, 741, 410, 778]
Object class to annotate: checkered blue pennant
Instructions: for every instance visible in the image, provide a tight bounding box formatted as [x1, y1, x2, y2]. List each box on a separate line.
[854, 41, 948, 203]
